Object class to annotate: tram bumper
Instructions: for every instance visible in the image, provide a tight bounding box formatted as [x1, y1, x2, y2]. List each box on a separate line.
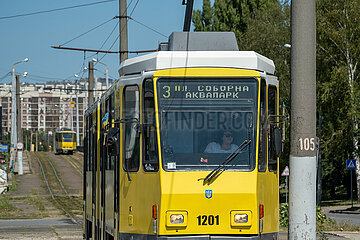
[157, 233, 277, 240]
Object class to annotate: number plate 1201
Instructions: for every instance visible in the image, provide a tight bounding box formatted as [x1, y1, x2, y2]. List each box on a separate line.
[197, 215, 219, 225]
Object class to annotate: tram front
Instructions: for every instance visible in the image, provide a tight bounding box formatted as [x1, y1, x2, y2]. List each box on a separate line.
[154, 68, 279, 239]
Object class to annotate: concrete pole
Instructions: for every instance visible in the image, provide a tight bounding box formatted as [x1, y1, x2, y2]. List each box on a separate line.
[71, 102, 73, 131]
[53, 129, 56, 152]
[35, 131, 38, 152]
[76, 80, 80, 146]
[85, 82, 88, 110]
[16, 75, 23, 175]
[30, 131, 33, 152]
[88, 61, 94, 107]
[10, 64, 17, 172]
[119, 0, 128, 63]
[95, 76, 98, 102]
[289, 0, 317, 239]
[105, 66, 109, 89]
[16, 75, 22, 144]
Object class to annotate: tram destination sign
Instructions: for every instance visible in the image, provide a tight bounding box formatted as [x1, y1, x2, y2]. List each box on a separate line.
[159, 80, 256, 100]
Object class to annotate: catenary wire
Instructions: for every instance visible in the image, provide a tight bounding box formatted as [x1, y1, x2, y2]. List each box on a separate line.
[129, 17, 168, 38]
[0, 0, 116, 20]
[97, 0, 140, 63]
[59, 17, 116, 47]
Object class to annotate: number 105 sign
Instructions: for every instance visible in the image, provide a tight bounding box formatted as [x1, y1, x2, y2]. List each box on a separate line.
[298, 138, 315, 151]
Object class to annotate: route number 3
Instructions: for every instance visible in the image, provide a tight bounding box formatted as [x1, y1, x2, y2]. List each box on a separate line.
[298, 138, 315, 151]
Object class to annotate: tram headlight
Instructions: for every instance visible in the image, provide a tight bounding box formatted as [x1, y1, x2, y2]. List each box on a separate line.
[166, 211, 188, 227]
[231, 211, 252, 227]
[170, 214, 184, 224]
[234, 214, 248, 223]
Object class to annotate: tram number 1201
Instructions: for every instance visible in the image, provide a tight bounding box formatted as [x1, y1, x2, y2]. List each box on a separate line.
[197, 215, 220, 225]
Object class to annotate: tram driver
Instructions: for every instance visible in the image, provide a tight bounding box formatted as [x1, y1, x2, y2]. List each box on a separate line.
[204, 131, 238, 153]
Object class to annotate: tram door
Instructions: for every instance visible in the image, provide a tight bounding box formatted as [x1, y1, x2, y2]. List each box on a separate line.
[257, 79, 279, 233]
[84, 115, 93, 239]
[103, 95, 117, 239]
[91, 109, 99, 239]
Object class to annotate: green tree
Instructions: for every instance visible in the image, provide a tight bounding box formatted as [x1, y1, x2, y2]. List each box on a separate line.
[317, 0, 360, 200]
[193, 0, 272, 34]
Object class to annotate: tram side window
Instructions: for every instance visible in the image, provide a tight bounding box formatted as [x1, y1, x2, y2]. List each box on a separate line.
[143, 79, 158, 172]
[258, 79, 267, 172]
[123, 85, 140, 172]
[268, 85, 278, 172]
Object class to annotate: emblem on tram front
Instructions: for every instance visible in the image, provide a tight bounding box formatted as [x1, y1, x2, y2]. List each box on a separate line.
[205, 190, 213, 199]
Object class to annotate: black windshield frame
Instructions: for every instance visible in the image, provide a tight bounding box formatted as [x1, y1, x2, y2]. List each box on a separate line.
[157, 77, 259, 172]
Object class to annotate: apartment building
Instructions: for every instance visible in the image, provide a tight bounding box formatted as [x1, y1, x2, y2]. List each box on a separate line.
[0, 79, 106, 144]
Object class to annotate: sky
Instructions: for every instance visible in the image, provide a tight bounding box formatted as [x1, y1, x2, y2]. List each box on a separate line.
[0, 0, 204, 84]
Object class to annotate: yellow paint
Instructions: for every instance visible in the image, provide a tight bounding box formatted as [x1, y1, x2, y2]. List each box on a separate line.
[153, 68, 261, 78]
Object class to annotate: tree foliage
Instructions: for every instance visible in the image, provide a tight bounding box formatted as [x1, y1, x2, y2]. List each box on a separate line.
[317, 0, 360, 200]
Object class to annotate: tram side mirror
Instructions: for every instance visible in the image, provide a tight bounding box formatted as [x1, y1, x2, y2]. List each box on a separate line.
[136, 123, 142, 133]
[107, 127, 120, 156]
[271, 125, 282, 158]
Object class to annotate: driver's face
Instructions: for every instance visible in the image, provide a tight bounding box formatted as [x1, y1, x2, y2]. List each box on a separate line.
[222, 132, 233, 144]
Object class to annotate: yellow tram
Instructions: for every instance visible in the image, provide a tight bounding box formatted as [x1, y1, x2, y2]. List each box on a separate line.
[84, 32, 282, 240]
[55, 129, 76, 154]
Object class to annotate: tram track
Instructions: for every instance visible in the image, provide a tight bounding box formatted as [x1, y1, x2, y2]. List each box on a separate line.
[60, 154, 83, 177]
[31, 152, 81, 224]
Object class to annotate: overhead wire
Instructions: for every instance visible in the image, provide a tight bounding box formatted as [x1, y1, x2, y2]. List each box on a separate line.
[97, 0, 140, 63]
[0, 72, 11, 82]
[129, 17, 168, 38]
[59, 17, 116, 47]
[0, 0, 116, 20]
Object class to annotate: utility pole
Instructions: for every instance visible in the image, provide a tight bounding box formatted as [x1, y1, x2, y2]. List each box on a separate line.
[35, 131, 38, 152]
[16, 75, 22, 144]
[16, 75, 23, 175]
[30, 131, 33, 152]
[105, 66, 109, 89]
[10, 65, 18, 172]
[10, 57, 28, 171]
[289, 0, 317, 239]
[76, 80, 80, 146]
[53, 129, 56, 152]
[88, 61, 95, 107]
[119, 0, 128, 63]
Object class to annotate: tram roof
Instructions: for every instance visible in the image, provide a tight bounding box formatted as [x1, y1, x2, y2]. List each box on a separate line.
[119, 51, 275, 76]
[119, 32, 275, 76]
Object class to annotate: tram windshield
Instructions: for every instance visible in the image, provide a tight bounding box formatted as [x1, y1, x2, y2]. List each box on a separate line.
[62, 133, 73, 142]
[157, 78, 257, 171]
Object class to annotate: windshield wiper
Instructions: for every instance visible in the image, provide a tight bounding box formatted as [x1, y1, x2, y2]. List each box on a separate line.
[201, 139, 252, 185]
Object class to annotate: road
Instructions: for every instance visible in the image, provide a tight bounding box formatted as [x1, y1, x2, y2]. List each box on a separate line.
[327, 212, 360, 227]
[0, 218, 82, 239]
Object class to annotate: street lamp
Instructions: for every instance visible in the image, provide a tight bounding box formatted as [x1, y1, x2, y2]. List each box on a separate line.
[10, 58, 29, 172]
[74, 74, 80, 147]
[92, 58, 109, 89]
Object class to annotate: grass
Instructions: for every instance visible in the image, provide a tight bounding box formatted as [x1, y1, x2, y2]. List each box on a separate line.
[25, 196, 45, 211]
[0, 196, 19, 212]
[54, 195, 83, 216]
